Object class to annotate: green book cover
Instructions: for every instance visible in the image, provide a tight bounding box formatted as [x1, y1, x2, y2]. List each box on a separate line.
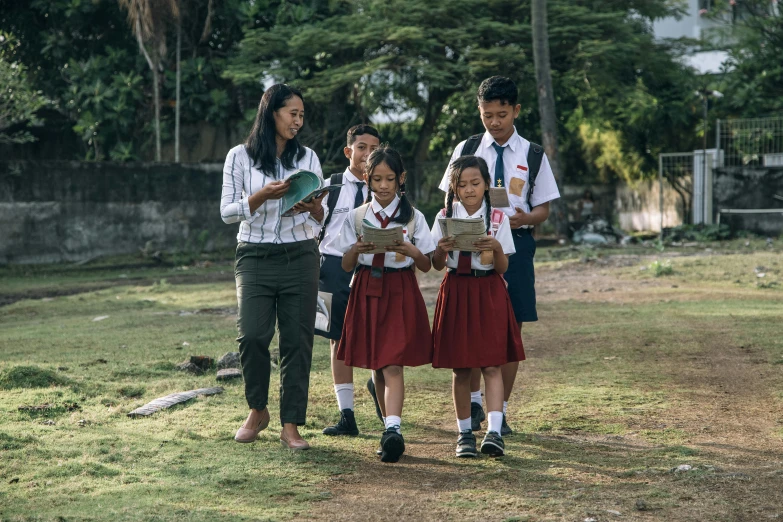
[281, 170, 342, 216]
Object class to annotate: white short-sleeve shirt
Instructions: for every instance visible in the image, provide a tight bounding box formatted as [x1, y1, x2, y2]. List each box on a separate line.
[438, 128, 560, 228]
[430, 201, 515, 270]
[220, 144, 324, 244]
[317, 168, 369, 257]
[333, 196, 436, 268]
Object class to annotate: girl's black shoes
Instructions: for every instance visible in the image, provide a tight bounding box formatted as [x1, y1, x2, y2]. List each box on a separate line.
[480, 431, 505, 457]
[456, 430, 478, 458]
[380, 427, 405, 462]
[322, 408, 359, 436]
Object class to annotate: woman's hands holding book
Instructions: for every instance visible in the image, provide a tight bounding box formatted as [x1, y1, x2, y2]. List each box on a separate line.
[249, 180, 290, 214]
[292, 192, 327, 220]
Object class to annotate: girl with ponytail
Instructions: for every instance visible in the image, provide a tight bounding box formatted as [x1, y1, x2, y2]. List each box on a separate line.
[332, 145, 436, 463]
[430, 155, 525, 459]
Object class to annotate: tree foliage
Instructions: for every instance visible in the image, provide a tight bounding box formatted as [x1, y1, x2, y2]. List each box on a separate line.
[713, 0, 783, 116]
[0, 0, 777, 194]
[0, 32, 48, 144]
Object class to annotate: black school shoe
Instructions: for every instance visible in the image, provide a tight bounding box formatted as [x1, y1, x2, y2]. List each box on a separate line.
[501, 414, 513, 436]
[367, 378, 384, 424]
[379, 427, 405, 463]
[480, 431, 505, 457]
[471, 402, 486, 431]
[322, 408, 359, 436]
[455, 430, 478, 458]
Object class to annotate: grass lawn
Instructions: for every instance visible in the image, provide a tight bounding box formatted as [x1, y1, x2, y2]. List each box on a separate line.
[1, 240, 782, 521]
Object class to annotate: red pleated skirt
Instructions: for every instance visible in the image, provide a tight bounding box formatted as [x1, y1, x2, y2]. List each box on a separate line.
[432, 272, 525, 369]
[337, 267, 433, 370]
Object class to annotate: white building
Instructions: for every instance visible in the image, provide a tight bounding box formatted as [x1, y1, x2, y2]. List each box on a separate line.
[653, 0, 732, 74]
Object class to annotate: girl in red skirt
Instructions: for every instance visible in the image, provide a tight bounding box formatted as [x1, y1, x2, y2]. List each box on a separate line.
[333, 146, 435, 463]
[430, 155, 524, 458]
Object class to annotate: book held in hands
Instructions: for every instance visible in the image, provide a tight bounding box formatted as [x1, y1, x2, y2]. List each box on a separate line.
[438, 217, 487, 252]
[281, 170, 343, 217]
[360, 220, 404, 254]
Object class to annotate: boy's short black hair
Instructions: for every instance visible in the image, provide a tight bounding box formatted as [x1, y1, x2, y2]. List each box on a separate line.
[477, 76, 518, 106]
[347, 124, 381, 146]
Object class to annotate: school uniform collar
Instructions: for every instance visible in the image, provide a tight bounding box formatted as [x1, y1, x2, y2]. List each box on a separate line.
[458, 200, 487, 219]
[371, 195, 400, 218]
[343, 167, 363, 184]
[482, 127, 521, 153]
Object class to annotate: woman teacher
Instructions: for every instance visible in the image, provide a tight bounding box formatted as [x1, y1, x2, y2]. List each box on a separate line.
[220, 83, 325, 450]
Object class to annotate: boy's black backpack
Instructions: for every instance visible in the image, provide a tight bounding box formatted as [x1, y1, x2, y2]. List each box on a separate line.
[316, 172, 344, 244]
[460, 134, 544, 210]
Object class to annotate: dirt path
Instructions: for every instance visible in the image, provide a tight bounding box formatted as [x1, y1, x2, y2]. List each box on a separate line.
[311, 258, 783, 521]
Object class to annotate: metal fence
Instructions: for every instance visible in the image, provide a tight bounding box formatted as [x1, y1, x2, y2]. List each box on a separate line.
[716, 115, 783, 167]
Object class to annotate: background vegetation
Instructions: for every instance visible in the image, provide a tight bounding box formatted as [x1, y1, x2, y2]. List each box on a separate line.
[1, 0, 781, 188]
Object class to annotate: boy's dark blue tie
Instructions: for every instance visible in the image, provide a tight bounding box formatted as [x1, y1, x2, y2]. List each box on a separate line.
[353, 181, 365, 209]
[491, 143, 505, 188]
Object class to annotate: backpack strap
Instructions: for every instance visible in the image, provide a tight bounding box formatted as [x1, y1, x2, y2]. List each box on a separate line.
[459, 134, 483, 156]
[316, 172, 344, 244]
[526, 142, 544, 210]
[489, 208, 505, 237]
[405, 213, 417, 245]
[353, 202, 371, 238]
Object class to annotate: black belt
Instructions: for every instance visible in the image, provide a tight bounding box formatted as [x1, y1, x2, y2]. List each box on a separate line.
[358, 264, 413, 275]
[512, 227, 533, 237]
[447, 268, 496, 277]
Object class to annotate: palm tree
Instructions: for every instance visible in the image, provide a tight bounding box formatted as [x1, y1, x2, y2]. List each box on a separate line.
[531, 0, 566, 235]
[118, 0, 178, 162]
[174, 0, 181, 163]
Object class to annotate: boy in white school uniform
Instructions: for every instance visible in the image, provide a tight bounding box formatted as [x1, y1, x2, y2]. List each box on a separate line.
[316, 124, 383, 436]
[438, 76, 561, 435]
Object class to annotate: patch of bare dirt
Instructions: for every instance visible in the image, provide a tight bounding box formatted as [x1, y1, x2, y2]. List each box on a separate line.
[311, 254, 783, 521]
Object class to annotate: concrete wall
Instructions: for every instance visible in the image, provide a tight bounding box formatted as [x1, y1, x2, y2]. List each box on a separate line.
[0, 161, 237, 264]
[713, 166, 783, 236]
[615, 177, 690, 232]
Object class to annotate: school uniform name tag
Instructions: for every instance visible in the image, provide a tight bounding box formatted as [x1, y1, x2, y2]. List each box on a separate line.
[489, 187, 510, 208]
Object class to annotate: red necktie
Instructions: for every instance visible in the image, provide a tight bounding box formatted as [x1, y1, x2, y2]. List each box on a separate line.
[366, 204, 398, 297]
[457, 250, 472, 275]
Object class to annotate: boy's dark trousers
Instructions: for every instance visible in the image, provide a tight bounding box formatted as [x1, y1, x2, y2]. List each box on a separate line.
[234, 239, 320, 426]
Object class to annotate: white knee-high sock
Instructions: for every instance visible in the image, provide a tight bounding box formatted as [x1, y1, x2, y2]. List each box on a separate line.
[334, 383, 354, 411]
[503, 401, 508, 415]
[457, 417, 472, 432]
[470, 391, 482, 405]
[487, 411, 503, 434]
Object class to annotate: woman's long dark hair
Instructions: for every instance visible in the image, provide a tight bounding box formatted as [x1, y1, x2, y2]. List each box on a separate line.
[244, 84, 306, 177]
[445, 155, 492, 230]
[364, 146, 413, 225]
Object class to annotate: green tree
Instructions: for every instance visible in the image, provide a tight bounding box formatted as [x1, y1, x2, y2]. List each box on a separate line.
[118, 0, 179, 162]
[227, 0, 698, 197]
[1, 0, 249, 160]
[0, 32, 48, 144]
[713, 0, 783, 116]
